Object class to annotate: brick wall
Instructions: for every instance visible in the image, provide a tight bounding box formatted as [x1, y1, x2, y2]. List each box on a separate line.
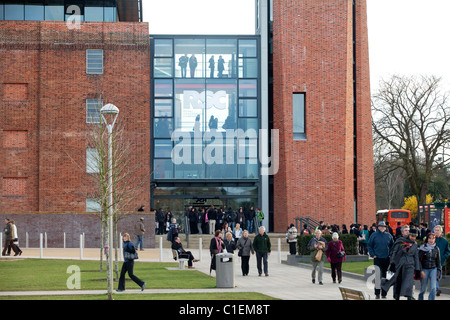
[0, 21, 151, 215]
[272, 0, 375, 231]
[0, 212, 156, 248]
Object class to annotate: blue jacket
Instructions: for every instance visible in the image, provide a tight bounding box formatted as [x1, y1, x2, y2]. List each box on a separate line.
[436, 236, 450, 267]
[367, 229, 394, 259]
[123, 241, 136, 262]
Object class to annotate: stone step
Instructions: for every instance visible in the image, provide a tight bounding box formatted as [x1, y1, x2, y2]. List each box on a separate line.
[155, 233, 292, 250]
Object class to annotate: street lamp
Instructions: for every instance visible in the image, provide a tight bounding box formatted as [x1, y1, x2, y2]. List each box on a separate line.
[100, 103, 119, 298]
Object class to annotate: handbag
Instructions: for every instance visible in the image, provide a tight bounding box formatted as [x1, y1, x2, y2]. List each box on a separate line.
[337, 251, 345, 258]
[124, 250, 139, 260]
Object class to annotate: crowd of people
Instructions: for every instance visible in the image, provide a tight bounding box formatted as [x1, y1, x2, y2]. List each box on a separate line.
[287, 219, 450, 300]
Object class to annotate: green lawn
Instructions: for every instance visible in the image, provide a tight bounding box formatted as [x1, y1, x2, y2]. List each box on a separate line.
[0, 259, 215, 291]
[0, 259, 278, 300]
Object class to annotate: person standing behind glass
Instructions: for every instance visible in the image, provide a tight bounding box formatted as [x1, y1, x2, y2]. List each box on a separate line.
[237, 230, 254, 276]
[209, 55, 215, 78]
[179, 54, 188, 78]
[217, 55, 225, 78]
[189, 54, 197, 78]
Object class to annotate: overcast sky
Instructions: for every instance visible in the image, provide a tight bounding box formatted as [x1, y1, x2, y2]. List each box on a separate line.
[143, 0, 450, 94]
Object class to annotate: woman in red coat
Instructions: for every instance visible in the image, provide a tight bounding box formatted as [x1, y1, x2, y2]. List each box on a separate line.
[326, 232, 346, 283]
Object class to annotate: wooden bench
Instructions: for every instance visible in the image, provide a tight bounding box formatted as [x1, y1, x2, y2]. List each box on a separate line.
[172, 249, 189, 269]
[339, 286, 369, 300]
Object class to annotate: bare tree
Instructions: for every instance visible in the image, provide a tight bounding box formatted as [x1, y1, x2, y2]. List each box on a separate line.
[372, 75, 450, 208]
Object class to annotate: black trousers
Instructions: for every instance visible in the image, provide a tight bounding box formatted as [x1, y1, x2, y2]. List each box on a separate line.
[179, 251, 195, 267]
[374, 257, 390, 297]
[241, 256, 250, 275]
[118, 260, 144, 290]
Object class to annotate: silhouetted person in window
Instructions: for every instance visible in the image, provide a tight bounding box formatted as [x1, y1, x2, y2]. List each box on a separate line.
[218, 55, 225, 78]
[179, 54, 188, 78]
[209, 55, 215, 78]
[189, 54, 197, 78]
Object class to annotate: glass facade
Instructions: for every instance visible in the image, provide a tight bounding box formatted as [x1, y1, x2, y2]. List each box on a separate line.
[0, 0, 117, 21]
[151, 35, 261, 218]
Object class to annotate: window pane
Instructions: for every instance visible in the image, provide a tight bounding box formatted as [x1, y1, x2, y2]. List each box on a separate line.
[239, 58, 258, 78]
[174, 79, 205, 132]
[25, 4, 44, 21]
[103, 6, 116, 21]
[238, 162, 259, 179]
[238, 118, 258, 132]
[174, 39, 205, 78]
[0, 5, 4, 21]
[45, 5, 64, 21]
[154, 159, 173, 179]
[86, 99, 101, 123]
[154, 79, 173, 97]
[85, 6, 103, 21]
[239, 39, 257, 57]
[154, 99, 173, 117]
[239, 99, 257, 117]
[5, 4, 24, 20]
[86, 148, 99, 173]
[154, 58, 173, 78]
[239, 80, 257, 97]
[154, 118, 173, 138]
[206, 39, 237, 79]
[86, 198, 101, 212]
[86, 49, 103, 74]
[154, 139, 173, 158]
[206, 79, 237, 132]
[293, 93, 306, 140]
[154, 39, 173, 57]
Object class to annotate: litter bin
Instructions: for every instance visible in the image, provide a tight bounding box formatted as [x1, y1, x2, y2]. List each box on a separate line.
[216, 252, 235, 288]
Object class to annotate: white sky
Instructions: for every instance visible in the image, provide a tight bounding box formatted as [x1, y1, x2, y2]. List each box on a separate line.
[142, 0, 450, 94]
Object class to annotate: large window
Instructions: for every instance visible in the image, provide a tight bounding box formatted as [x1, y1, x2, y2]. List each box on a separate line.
[0, 0, 117, 21]
[86, 49, 103, 74]
[152, 36, 260, 180]
[293, 93, 306, 140]
[86, 98, 101, 123]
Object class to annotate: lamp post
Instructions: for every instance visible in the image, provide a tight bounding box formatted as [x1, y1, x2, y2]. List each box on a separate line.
[100, 103, 119, 298]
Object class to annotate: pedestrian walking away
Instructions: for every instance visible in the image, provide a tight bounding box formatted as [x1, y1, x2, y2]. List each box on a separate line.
[308, 229, 327, 285]
[253, 226, 271, 276]
[134, 217, 145, 251]
[117, 233, 145, 292]
[7, 220, 22, 256]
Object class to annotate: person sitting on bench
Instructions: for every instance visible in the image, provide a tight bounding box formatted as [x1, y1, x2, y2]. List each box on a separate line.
[171, 237, 199, 268]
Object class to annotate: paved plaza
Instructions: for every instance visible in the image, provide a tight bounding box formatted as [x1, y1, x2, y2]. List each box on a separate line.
[1, 242, 449, 301]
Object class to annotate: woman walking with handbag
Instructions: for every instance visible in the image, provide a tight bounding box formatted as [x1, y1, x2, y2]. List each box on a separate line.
[117, 233, 146, 292]
[237, 230, 254, 276]
[325, 232, 346, 283]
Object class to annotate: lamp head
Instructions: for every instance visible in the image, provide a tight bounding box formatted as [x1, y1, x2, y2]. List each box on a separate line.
[100, 104, 119, 128]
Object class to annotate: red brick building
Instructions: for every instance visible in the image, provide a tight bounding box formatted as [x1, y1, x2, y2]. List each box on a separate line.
[0, 0, 375, 239]
[271, 0, 375, 230]
[0, 1, 152, 247]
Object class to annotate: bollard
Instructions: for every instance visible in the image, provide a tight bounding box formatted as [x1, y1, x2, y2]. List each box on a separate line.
[45, 232, 48, 249]
[26, 232, 29, 249]
[199, 237, 202, 261]
[80, 234, 83, 260]
[0, 233, 2, 255]
[63, 232, 66, 249]
[159, 236, 163, 262]
[39, 233, 43, 258]
[119, 233, 123, 261]
[278, 238, 281, 264]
